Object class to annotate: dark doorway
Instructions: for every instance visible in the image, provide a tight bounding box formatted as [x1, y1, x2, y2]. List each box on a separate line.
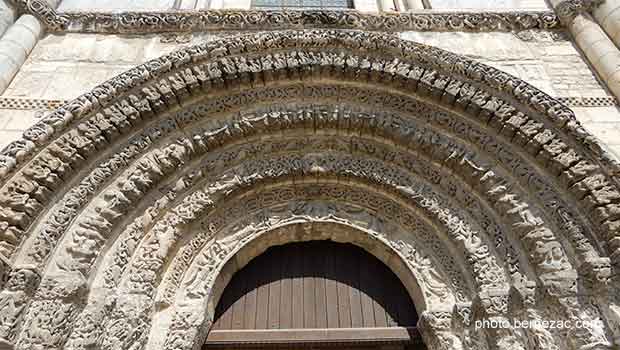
[205, 240, 425, 350]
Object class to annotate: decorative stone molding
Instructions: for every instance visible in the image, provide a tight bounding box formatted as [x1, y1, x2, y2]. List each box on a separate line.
[474, 288, 528, 350]
[514, 29, 570, 42]
[57, 9, 563, 33]
[0, 98, 66, 111]
[7, 0, 67, 30]
[0, 30, 619, 350]
[509, 283, 561, 350]
[554, 0, 605, 24]
[0, 96, 617, 112]
[159, 182, 467, 306]
[160, 32, 192, 43]
[0, 266, 39, 345]
[556, 96, 619, 107]
[5, 0, 562, 33]
[418, 311, 464, 350]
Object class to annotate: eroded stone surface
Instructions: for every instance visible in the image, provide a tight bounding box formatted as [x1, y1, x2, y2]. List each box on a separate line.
[0, 29, 619, 350]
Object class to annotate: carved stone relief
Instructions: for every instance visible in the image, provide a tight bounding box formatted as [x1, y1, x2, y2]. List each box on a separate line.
[0, 267, 40, 345]
[555, 0, 605, 24]
[5, 0, 562, 33]
[8, 102, 614, 349]
[0, 30, 618, 350]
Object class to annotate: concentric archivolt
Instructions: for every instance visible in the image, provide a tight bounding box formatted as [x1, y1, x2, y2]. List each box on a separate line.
[0, 29, 619, 350]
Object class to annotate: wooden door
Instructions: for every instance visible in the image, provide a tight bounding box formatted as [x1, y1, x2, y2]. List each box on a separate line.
[205, 241, 424, 349]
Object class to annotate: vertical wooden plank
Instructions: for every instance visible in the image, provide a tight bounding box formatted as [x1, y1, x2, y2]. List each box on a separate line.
[324, 242, 340, 328]
[371, 258, 388, 328]
[359, 246, 376, 328]
[268, 247, 282, 329]
[210, 240, 420, 333]
[384, 270, 400, 327]
[215, 275, 235, 330]
[303, 242, 317, 328]
[211, 303, 225, 330]
[255, 250, 270, 329]
[243, 257, 259, 329]
[279, 245, 293, 329]
[314, 244, 328, 329]
[291, 244, 304, 328]
[348, 247, 363, 328]
[402, 283, 419, 327]
[335, 244, 352, 328]
[230, 267, 248, 329]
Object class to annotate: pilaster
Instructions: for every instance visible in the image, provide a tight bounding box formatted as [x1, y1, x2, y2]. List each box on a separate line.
[0, 1, 16, 38]
[0, 0, 62, 95]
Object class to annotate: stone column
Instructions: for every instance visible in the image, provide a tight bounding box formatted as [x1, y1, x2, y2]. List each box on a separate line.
[405, 0, 424, 10]
[0, 1, 16, 38]
[208, 0, 224, 9]
[550, 0, 620, 101]
[592, 1, 620, 48]
[379, 0, 397, 11]
[221, 0, 250, 9]
[0, 14, 43, 94]
[354, 0, 380, 12]
[0, 0, 63, 95]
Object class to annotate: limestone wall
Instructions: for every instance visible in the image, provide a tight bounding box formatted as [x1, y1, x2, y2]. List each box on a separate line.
[2, 28, 617, 159]
[401, 31, 620, 158]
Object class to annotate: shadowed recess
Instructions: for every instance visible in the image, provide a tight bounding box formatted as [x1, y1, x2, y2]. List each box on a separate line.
[213, 240, 419, 330]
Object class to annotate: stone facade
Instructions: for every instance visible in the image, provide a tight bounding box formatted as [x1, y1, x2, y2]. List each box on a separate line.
[0, 1, 619, 350]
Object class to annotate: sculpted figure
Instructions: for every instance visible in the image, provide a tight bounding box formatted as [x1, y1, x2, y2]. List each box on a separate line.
[0, 267, 39, 343]
[185, 242, 226, 298]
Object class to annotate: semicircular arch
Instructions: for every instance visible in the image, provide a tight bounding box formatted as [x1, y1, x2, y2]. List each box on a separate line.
[0, 29, 618, 350]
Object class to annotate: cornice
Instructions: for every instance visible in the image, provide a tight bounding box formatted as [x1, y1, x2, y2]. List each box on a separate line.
[7, 0, 562, 33]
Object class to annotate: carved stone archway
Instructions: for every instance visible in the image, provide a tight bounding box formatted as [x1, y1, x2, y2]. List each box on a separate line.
[0, 29, 619, 350]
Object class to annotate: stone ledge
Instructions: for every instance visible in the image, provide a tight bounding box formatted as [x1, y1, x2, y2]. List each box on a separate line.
[0, 96, 616, 111]
[6, 0, 564, 33]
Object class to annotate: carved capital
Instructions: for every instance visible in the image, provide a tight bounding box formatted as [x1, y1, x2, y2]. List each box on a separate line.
[474, 288, 528, 350]
[540, 269, 578, 298]
[476, 288, 510, 318]
[2, 266, 39, 295]
[555, 0, 605, 24]
[0, 266, 40, 344]
[453, 303, 473, 328]
[418, 311, 464, 350]
[580, 257, 613, 293]
[11, 0, 69, 30]
[509, 281, 537, 313]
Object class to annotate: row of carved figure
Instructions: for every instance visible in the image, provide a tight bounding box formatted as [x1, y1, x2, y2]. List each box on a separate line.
[0, 30, 618, 350]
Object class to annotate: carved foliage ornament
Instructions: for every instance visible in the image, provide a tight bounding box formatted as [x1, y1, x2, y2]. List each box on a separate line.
[5, 0, 561, 33]
[0, 29, 618, 350]
[555, 0, 606, 23]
